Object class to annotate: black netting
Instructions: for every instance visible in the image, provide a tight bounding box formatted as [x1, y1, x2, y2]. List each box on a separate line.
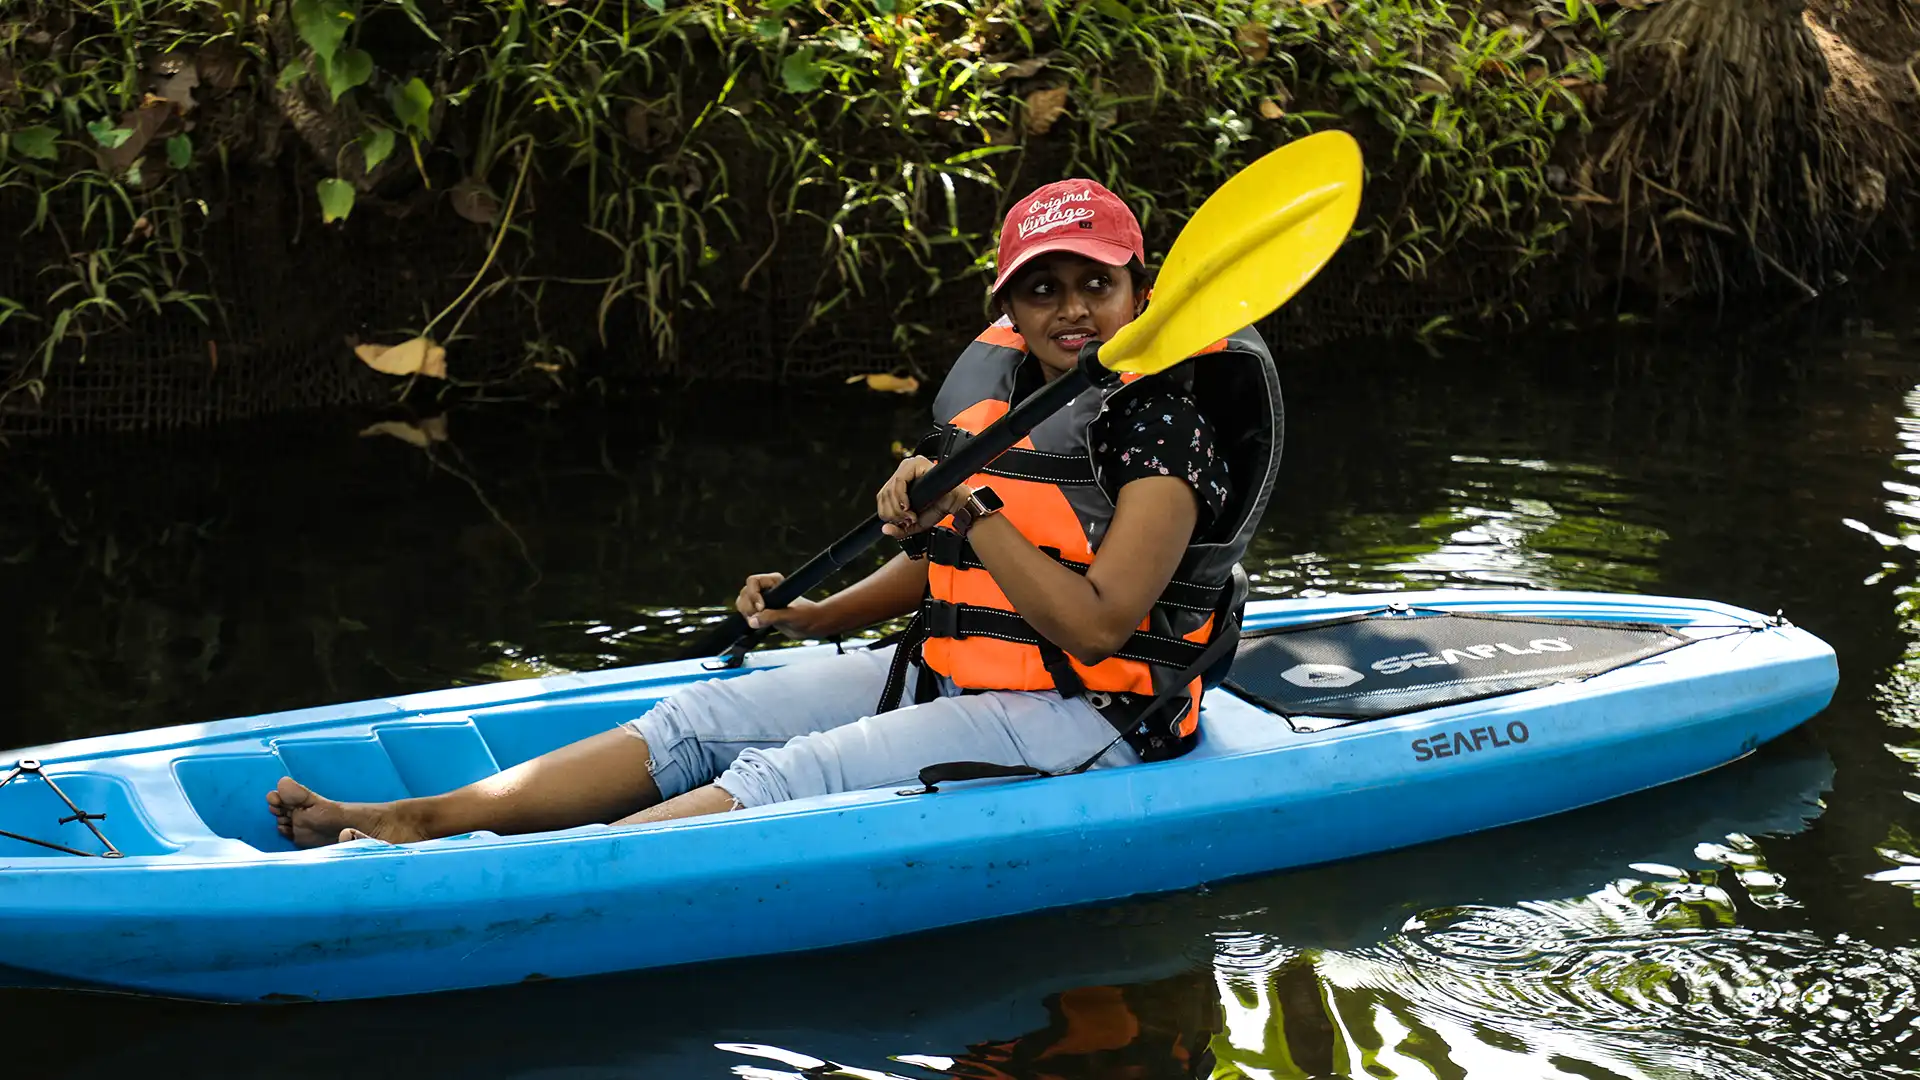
[1224, 608, 1694, 732]
[0, 131, 1558, 438]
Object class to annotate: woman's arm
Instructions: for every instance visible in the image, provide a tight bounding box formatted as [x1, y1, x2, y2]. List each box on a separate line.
[739, 552, 928, 639]
[877, 455, 1198, 665]
[964, 477, 1197, 664]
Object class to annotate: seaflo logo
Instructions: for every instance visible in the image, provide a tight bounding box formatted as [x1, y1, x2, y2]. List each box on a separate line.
[1371, 637, 1573, 676]
[1412, 721, 1531, 763]
[1279, 663, 1364, 689]
[1017, 191, 1096, 239]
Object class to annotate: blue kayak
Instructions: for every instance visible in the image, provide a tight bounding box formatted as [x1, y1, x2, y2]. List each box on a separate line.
[0, 589, 1836, 1002]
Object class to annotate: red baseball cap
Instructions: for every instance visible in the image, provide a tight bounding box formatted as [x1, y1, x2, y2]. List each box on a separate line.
[990, 178, 1145, 296]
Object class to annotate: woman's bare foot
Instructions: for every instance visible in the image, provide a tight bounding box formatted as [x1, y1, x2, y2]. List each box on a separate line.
[266, 777, 427, 848]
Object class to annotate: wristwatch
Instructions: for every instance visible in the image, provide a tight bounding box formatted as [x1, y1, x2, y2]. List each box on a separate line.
[950, 485, 1004, 536]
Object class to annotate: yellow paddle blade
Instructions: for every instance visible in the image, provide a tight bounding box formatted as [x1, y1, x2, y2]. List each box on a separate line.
[1100, 130, 1364, 375]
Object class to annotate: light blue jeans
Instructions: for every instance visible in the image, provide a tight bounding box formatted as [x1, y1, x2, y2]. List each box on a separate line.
[622, 645, 1138, 808]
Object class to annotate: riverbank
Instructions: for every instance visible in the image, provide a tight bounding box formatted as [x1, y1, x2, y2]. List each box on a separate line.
[2, 0, 1915, 434]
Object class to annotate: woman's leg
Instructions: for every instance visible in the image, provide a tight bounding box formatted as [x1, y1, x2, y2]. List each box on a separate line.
[701, 683, 1139, 813]
[267, 729, 660, 847]
[267, 646, 900, 847]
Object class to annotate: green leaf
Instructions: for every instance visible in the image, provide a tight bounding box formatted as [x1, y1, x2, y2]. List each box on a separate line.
[12, 125, 58, 161]
[641, 0, 665, 10]
[780, 48, 825, 93]
[165, 134, 192, 169]
[1092, 0, 1135, 24]
[390, 77, 433, 138]
[85, 119, 134, 149]
[293, 0, 355, 63]
[292, 0, 351, 64]
[752, 16, 783, 40]
[360, 126, 395, 170]
[876, 0, 896, 11]
[317, 177, 355, 223]
[277, 59, 309, 90]
[323, 48, 373, 102]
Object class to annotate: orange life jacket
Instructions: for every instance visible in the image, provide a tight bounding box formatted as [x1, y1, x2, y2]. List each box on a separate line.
[888, 318, 1282, 761]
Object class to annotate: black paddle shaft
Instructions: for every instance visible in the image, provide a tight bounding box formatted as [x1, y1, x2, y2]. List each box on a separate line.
[686, 348, 1117, 662]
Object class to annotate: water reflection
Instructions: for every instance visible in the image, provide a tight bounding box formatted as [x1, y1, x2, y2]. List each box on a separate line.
[8, 266, 1920, 1076]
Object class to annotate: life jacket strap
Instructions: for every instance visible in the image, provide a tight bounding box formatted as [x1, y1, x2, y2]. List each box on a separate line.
[874, 607, 942, 715]
[919, 600, 1211, 670]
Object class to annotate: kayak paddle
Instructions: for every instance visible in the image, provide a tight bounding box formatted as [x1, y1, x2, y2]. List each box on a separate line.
[687, 129, 1365, 664]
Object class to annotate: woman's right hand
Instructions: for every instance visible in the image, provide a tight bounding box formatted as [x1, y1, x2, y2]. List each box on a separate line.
[737, 572, 825, 639]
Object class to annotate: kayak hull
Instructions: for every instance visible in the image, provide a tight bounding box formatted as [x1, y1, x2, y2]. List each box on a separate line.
[0, 590, 1838, 1002]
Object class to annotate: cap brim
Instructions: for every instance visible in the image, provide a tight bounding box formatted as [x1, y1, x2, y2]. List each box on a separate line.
[990, 236, 1142, 296]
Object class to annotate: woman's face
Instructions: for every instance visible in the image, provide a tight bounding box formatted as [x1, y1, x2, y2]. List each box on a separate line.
[998, 252, 1147, 377]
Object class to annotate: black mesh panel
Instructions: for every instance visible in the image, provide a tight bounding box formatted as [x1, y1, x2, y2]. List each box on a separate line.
[1223, 609, 1694, 732]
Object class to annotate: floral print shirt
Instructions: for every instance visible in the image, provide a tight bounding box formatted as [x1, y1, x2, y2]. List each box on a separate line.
[1092, 388, 1232, 533]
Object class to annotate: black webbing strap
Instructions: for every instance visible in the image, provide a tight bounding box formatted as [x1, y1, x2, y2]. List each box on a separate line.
[1035, 637, 1088, 699]
[875, 609, 928, 715]
[913, 425, 1098, 486]
[921, 601, 1211, 669]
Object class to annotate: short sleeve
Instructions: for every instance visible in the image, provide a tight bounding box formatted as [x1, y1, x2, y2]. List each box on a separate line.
[1092, 389, 1232, 530]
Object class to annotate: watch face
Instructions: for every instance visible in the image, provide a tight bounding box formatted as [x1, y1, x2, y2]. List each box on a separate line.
[976, 487, 1004, 513]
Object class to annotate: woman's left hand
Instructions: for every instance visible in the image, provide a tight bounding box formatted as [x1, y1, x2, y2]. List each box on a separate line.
[878, 455, 972, 539]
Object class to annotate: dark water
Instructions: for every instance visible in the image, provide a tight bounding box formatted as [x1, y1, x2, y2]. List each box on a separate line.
[5, 262, 1920, 1079]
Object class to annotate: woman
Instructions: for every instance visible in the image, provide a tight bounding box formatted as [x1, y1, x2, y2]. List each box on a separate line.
[267, 178, 1279, 847]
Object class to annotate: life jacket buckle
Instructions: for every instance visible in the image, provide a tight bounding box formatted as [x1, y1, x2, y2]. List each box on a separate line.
[1085, 691, 1113, 710]
[927, 528, 966, 566]
[924, 600, 963, 639]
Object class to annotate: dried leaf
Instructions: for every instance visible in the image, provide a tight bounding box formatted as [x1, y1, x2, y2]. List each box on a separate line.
[1257, 98, 1285, 120]
[155, 66, 199, 114]
[355, 337, 448, 378]
[450, 178, 499, 225]
[845, 372, 920, 395]
[996, 56, 1049, 80]
[1024, 86, 1069, 135]
[360, 417, 449, 448]
[94, 102, 170, 174]
[1235, 23, 1270, 62]
[624, 102, 651, 147]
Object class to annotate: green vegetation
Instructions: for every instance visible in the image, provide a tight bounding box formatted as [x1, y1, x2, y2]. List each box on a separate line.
[1, 0, 1625, 417]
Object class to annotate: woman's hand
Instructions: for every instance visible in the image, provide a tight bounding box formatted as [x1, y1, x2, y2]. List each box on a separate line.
[736, 572, 823, 638]
[878, 455, 972, 539]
